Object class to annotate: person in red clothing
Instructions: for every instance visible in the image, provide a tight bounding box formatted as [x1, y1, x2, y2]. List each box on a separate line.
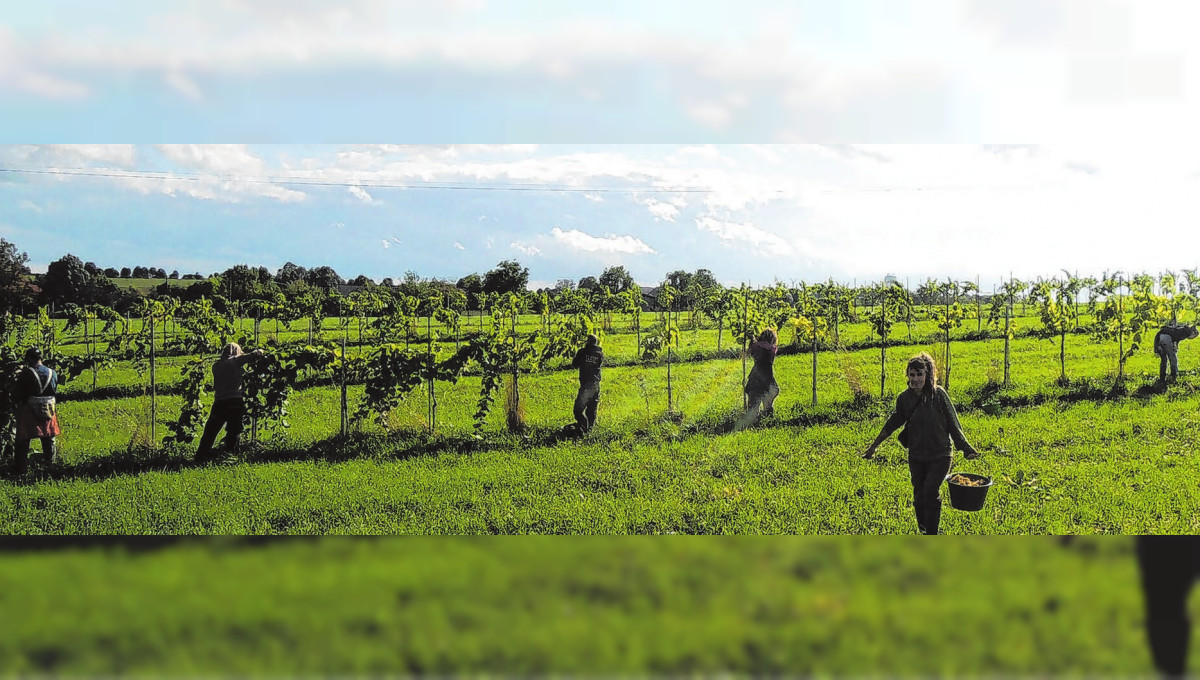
[11, 347, 60, 474]
[195, 342, 265, 463]
[861, 352, 981, 535]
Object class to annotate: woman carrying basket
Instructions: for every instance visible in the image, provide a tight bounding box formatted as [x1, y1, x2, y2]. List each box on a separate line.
[860, 352, 981, 535]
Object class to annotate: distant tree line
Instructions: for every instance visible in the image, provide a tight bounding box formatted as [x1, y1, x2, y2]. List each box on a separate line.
[5, 237, 995, 322]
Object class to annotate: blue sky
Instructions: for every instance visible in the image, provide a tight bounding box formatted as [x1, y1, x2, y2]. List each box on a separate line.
[3, 3, 1200, 290]
[4, 143, 1200, 291]
[10, 0, 1192, 143]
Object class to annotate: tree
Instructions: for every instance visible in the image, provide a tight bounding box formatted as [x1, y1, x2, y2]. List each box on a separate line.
[42, 254, 90, 308]
[120, 267, 132, 278]
[553, 278, 575, 292]
[866, 282, 912, 397]
[305, 265, 344, 291]
[483, 260, 529, 295]
[169, 270, 180, 280]
[598, 266, 635, 293]
[664, 270, 694, 310]
[0, 238, 33, 315]
[220, 264, 262, 302]
[456, 273, 483, 293]
[83, 261, 101, 277]
[986, 277, 1026, 387]
[577, 276, 599, 291]
[794, 284, 831, 406]
[349, 274, 375, 287]
[1030, 275, 1086, 385]
[132, 266, 150, 279]
[931, 279, 968, 392]
[104, 267, 120, 278]
[692, 268, 720, 292]
[699, 287, 735, 351]
[275, 261, 307, 285]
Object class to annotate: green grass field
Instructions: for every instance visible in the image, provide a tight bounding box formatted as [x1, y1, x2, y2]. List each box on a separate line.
[0, 537, 1161, 675]
[2, 311, 1196, 534]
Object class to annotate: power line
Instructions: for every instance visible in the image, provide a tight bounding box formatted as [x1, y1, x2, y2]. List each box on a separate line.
[0, 166, 717, 194]
[0, 166, 1058, 195]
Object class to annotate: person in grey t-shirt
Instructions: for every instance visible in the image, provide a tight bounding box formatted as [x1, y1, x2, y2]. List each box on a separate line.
[860, 352, 980, 535]
[195, 342, 265, 463]
[1156, 324, 1198, 382]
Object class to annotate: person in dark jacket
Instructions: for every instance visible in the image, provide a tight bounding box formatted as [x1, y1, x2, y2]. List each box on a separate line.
[195, 342, 265, 463]
[735, 328, 780, 431]
[1155, 324, 1198, 382]
[571, 334, 604, 433]
[1136, 536, 1200, 678]
[860, 352, 980, 535]
[11, 347, 59, 474]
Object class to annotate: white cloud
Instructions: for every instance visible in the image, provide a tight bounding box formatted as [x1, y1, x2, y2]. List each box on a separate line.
[390, 236, 402, 245]
[0, 144, 305, 203]
[695, 216, 794, 257]
[157, 144, 264, 174]
[331, 221, 345, 229]
[583, 193, 604, 202]
[348, 185, 377, 203]
[551, 227, 655, 255]
[511, 241, 541, 256]
[454, 241, 465, 250]
[643, 198, 681, 222]
[5, 144, 140, 167]
[18, 200, 43, 214]
[381, 239, 391, 249]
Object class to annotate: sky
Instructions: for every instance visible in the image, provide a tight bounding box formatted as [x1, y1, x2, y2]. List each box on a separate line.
[2, 2, 1199, 291]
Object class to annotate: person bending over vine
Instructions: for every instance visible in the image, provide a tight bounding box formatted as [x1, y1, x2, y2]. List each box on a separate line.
[195, 342, 265, 463]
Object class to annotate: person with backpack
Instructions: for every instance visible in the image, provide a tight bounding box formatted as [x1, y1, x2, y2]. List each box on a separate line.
[571, 334, 604, 433]
[860, 352, 981, 535]
[1155, 323, 1198, 382]
[195, 342, 265, 463]
[735, 328, 780, 431]
[11, 347, 59, 474]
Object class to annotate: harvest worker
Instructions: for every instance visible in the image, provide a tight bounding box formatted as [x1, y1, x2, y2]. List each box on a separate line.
[860, 352, 981, 535]
[1135, 536, 1200, 678]
[1155, 323, 1198, 382]
[11, 347, 60, 475]
[195, 342, 265, 463]
[735, 328, 780, 431]
[571, 334, 604, 433]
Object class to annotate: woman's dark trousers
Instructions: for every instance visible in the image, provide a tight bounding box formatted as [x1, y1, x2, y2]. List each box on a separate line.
[196, 398, 246, 461]
[12, 437, 55, 473]
[908, 455, 951, 535]
[573, 381, 600, 432]
[1136, 536, 1200, 677]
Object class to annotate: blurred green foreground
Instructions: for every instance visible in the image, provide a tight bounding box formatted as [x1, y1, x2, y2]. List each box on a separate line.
[0, 537, 1155, 676]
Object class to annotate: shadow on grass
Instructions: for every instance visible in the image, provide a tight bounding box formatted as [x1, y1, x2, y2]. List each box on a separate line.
[0, 535, 323, 552]
[5, 371, 1193, 485]
[1, 420, 639, 486]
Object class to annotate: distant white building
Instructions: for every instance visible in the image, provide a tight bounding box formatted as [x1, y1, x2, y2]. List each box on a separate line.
[883, 274, 898, 286]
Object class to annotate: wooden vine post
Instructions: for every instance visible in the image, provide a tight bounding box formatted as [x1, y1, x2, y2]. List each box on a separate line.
[149, 314, 156, 445]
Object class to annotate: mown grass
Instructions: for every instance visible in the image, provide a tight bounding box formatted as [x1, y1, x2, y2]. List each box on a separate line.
[5, 385, 1200, 534]
[0, 537, 1158, 675]
[5, 311, 1197, 534]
